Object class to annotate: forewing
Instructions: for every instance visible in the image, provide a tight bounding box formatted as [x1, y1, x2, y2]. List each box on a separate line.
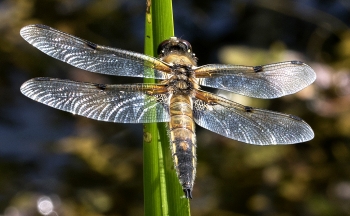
[193, 90, 314, 145]
[20, 24, 171, 79]
[20, 78, 170, 123]
[196, 61, 316, 99]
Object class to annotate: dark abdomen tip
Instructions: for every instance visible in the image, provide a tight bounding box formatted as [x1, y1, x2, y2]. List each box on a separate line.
[183, 189, 193, 199]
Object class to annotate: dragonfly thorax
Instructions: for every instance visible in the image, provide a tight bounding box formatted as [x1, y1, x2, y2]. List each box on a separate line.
[172, 64, 194, 77]
[165, 64, 198, 95]
[168, 77, 195, 95]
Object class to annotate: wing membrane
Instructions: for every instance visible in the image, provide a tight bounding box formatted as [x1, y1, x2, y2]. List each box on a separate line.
[20, 78, 170, 123]
[20, 24, 171, 79]
[196, 61, 316, 99]
[193, 90, 314, 145]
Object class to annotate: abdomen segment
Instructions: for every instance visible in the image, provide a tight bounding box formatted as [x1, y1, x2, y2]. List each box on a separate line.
[169, 95, 197, 199]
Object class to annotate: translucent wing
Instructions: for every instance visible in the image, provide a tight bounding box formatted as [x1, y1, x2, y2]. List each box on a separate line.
[20, 24, 171, 79]
[196, 61, 316, 99]
[193, 90, 314, 145]
[20, 78, 170, 123]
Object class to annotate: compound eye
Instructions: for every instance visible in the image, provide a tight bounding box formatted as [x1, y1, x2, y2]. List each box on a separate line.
[157, 37, 193, 56]
[179, 39, 192, 53]
[157, 39, 171, 55]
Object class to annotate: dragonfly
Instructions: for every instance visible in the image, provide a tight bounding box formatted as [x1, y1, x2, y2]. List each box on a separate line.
[20, 24, 315, 199]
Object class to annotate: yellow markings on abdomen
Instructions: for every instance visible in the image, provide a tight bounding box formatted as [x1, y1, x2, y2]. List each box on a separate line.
[169, 94, 197, 198]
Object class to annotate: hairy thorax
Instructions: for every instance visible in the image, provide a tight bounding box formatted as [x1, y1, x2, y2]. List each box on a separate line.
[160, 53, 199, 96]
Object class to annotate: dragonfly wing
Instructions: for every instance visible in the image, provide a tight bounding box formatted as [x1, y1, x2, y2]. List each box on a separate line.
[20, 78, 170, 123]
[193, 90, 314, 145]
[196, 61, 316, 99]
[20, 24, 171, 79]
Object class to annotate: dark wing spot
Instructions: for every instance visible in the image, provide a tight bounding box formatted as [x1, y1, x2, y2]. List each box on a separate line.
[86, 41, 98, 50]
[95, 83, 107, 90]
[289, 114, 302, 121]
[35, 24, 50, 29]
[244, 106, 254, 112]
[291, 60, 303, 65]
[35, 77, 51, 81]
[253, 66, 263, 72]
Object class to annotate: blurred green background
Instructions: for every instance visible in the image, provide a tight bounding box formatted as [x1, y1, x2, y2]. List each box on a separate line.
[1, 0, 350, 215]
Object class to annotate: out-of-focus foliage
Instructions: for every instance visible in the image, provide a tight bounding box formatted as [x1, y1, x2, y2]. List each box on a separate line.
[0, 0, 350, 215]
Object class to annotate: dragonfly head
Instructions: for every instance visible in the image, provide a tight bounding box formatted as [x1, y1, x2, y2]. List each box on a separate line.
[157, 37, 198, 65]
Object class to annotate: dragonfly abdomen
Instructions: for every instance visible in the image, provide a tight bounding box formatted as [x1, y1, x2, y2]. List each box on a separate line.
[169, 94, 197, 199]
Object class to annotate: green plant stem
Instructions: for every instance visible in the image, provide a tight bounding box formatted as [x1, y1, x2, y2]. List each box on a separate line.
[143, 0, 191, 215]
[143, 2, 163, 215]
